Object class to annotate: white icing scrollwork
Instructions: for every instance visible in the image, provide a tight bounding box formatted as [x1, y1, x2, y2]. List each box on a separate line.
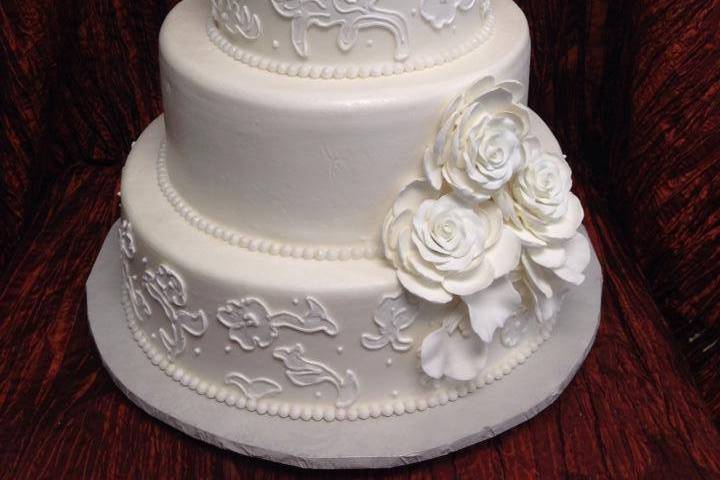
[270, 0, 410, 61]
[142, 265, 209, 357]
[119, 219, 136, 259]
[225, 372, 282, 400]
[217, 296, 338, 351]
[273, 344, 359, 408]
[121, 260, 152, 322]
[119, 220, 151, 322]
[211, 0, 262, 40]
[361, 292, 419, 351]
[420, 0, 489, 30]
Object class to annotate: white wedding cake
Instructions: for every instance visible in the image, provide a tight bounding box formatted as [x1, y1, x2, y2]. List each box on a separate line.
[119, 0, 590, 423]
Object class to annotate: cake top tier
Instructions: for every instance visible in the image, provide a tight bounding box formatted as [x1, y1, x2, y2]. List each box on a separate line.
[208, 0, 495, 78]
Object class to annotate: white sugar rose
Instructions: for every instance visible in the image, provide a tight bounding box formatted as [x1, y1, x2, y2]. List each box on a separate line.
[424, 76, 533, 202]
[383, 180, 522, 342]
[500, 147, 591, 319]
[383, 180, 519, 302]
[505, 150, 584, 245]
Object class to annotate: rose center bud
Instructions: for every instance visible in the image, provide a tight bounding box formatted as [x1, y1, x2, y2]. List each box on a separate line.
[485, 143, 503, 164]
[434, 218, 457, 242]
[535, 165, 558, 194]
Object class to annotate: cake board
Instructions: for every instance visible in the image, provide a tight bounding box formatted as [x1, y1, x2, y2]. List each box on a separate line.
[87, 221, 603, 470]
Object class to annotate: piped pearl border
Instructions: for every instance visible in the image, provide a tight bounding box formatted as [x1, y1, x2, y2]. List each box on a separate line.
[123, 287, 555, 422]
[156, 143, 380, 261]
[206, 13, 496, 80]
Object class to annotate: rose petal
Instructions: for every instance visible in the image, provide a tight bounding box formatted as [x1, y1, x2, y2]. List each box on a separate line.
[405, 243, 445, 284]
[425, 96, 464, 184]
[465, 76, 497, 101]
[398, 229, 444, 283]
[397, 269, 453, 304]
[493, 188, 521, 224]
[423, 147, 443, 190]
[526, 244, 567, 269]
[420, 328, 449, 379]
[523, 136, 542, 165]
[468, 88, 514, 118]
[444, 164, 491, 202]
[554, 266, 585, 285]
[415, 232, 454, 264]
[463, 277, 522, 343]
[537, 193, 584, 241]
[508, 223, 547, 247]
[553, 232, 591, 284]
[485, 228, 522, 278]
[383, 209, 414, 259]
[392, 180, 436, 216]
[420, 325, 488, 380]
[442, 259, 494, 296]
[526, 278, 561, 322]
[476, 201, 503, 247]
[564, 232, 591, 273]
[521, 252, 553, 298]
[496, 80, 526, 103]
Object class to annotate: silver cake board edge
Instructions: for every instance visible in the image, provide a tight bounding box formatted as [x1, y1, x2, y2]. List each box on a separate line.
[87, 221, 603, 470]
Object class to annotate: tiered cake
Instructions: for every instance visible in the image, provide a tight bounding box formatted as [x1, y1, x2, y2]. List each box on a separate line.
[119, 0, 590, 423]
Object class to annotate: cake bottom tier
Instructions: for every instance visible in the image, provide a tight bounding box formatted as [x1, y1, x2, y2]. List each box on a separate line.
[119, 117, 560, 422]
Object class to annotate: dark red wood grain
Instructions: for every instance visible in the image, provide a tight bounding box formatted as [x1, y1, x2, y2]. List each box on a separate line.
[1, 0, 719, 478]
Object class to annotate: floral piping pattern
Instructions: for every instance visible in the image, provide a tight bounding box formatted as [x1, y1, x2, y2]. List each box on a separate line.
[211, 0, 262, 40]
[420, 0, 484, 30]
[361, 292, 419, 351]
[273, 344, 359, 408]
[217, 297, 338, 351]
[206, 12, 495, 79]
[270, 0, 409, 61]
[122, 286, 555, 422]
[119, 219, 137, 259]
[142, 265, 209, 357]
[119, 220, 151, 323]
[225, 372, 282, 400]
[156, 142, 380, 261]
[119, 215, 558, 422]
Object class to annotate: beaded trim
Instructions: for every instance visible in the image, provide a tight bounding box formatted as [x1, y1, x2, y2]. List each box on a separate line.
[124, 287, 555, 422]
[206, 13, 496, 80]
[156, 143, 381, 261]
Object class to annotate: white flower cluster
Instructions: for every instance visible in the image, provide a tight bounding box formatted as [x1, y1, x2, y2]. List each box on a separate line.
[382, 77, 590, 381]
